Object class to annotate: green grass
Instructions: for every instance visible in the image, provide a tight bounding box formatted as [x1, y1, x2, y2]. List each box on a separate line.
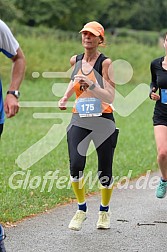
[0, 34, 162, 223]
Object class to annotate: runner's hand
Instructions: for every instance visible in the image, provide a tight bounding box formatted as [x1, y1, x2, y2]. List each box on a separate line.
[4, 94, 19, 118]
[58, 96, 68, 110]
[150, 87, 160, 101]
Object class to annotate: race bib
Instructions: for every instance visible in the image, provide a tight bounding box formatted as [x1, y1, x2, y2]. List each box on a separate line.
[161, 89, 167, 104]
[76, 98, 102, 117]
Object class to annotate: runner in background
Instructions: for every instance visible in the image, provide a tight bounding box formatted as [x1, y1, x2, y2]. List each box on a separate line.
[0, 19, 26, 251]
[149, 33, 167, 199]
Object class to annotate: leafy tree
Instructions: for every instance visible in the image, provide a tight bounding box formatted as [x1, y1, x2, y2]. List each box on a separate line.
[0, 0, 22, 22]
[98, 0, 167, 31]
[129, 0, 165, 30]
[4, 0, 167, 32]
[98, 0, 135, 29]
[12, 0, 100, 30]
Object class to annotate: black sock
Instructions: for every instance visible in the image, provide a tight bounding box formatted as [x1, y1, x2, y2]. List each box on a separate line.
[78, 202, 87, 212]
[161, 178, 167, 182]
[100, 204, 109, 212]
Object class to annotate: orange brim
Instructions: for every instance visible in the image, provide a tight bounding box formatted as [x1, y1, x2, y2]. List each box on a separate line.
[79, 27, 100, 37]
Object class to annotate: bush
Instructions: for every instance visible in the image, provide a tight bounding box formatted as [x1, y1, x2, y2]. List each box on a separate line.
[112, 28, 159, 46]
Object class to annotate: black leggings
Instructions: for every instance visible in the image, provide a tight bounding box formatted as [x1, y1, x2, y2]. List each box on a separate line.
[0, 124, 3, 137]
[67, 114, 119, 187]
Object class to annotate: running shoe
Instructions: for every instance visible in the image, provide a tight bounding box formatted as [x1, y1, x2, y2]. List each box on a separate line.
[96, 209, 111, 229]
[68, 210, 87, 231]
[156, 179, 167, 198]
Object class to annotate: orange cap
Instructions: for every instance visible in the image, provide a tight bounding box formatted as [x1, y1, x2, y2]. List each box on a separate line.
[79, 21, 104, 38]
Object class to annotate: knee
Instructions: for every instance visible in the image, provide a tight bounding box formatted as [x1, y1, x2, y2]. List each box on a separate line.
[98, 171, 113, 187]
[157, 149, 167, 163]
[70, 161, 84, 179]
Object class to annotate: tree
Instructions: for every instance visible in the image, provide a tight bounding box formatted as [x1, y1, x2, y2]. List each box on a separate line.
[4, 0, 167, 32]
[0, 0, 22, 22]
[98, 0, 167, 31]
[12, 0, 100, 30]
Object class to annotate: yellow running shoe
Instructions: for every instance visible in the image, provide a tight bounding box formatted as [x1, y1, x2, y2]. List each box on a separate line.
[68, 210, 87, 231]
[96, 210, 111, 229]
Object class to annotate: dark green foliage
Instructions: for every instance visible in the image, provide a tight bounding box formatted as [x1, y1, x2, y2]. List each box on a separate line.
[0, 0, 23, 21]
[1, 0, 167, 32]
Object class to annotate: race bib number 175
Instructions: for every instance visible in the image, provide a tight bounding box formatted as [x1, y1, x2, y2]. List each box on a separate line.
[76, 98, 102, 117]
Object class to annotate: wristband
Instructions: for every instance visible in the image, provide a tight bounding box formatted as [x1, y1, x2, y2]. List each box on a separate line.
[89, 83, 96, 90]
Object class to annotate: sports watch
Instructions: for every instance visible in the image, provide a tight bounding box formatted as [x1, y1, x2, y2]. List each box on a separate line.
[89, 83, 96, 90]
[7, 90, 20, 99]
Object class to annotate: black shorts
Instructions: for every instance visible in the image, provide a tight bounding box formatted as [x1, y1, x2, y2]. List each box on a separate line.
[153, 114, 167, 126]
[153, 102, 167, 126]
[0, 124, 3, 137]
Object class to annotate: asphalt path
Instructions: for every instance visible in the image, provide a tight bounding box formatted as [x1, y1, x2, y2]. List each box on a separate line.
[5, 171, 167, 252]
